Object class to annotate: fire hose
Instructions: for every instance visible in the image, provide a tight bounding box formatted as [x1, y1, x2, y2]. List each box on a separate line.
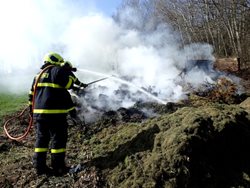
[3, 65, 54, 141]
[3, 68, 109, 141]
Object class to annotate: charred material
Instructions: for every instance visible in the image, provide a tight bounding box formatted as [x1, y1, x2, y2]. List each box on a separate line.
[179, 60, 217, 78]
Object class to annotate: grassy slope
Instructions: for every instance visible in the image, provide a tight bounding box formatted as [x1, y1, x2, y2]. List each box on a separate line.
[0, 93, 27, 130]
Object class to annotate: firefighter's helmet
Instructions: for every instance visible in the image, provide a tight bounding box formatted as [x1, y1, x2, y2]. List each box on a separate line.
[43, 52, 64, 65]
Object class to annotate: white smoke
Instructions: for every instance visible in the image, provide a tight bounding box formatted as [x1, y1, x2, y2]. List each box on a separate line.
[0, 0, 94, 92]
[0, 1, 219, 115]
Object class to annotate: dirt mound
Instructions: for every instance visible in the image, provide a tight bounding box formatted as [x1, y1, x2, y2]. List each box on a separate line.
[92, 102, 250, 188]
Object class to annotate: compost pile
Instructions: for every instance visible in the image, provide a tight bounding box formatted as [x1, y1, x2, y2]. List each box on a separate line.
[1, 62, 250, 188]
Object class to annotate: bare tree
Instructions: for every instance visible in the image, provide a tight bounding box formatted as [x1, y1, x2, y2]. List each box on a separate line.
[117, 0, 250, 69]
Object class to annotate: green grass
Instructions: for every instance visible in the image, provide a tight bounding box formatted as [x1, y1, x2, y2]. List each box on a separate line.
[0, 93, 27, 129]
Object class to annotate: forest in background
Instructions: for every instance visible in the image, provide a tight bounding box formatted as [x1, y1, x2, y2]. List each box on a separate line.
[116, 0, 250, 71]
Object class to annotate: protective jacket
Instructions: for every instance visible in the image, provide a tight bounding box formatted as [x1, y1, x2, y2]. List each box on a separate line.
[29, 62, 84, 175]
[29, 63, 82, 119]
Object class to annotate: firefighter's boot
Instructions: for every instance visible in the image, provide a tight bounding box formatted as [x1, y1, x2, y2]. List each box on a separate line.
[33, 152, 51, 175]
[51, 153, 69, 176]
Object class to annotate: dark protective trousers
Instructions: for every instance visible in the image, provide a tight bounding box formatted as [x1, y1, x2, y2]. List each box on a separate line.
[33, 117, 68, 172]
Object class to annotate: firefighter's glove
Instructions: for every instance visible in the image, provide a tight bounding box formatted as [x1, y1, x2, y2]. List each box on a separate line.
[79, 83, 88, 88]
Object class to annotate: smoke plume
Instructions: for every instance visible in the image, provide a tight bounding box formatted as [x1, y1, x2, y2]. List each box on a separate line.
[0, 0, 225, 119]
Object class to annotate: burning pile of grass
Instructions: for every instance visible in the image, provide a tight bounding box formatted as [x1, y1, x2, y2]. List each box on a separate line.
[191, 76, 246, 105]
[206, 77, 243, 104]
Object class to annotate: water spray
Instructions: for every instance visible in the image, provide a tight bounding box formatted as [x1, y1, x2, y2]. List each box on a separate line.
[77, 68, 167, 104]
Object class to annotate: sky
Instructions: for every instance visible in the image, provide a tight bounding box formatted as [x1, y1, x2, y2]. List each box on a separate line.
[65, 0, 123, 16]
[93, 0, 123, 15]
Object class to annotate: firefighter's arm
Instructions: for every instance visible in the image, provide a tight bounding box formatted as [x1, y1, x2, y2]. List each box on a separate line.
[61, 61, 88, 88]
[57, 66, 88, 89]
[68, 70, 88, 89]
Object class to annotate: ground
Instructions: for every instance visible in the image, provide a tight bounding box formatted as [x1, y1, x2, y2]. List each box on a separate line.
[0, 58, 250, 187]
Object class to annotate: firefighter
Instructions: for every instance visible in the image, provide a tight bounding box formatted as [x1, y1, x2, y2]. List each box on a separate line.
[28, 52, 87, 176]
